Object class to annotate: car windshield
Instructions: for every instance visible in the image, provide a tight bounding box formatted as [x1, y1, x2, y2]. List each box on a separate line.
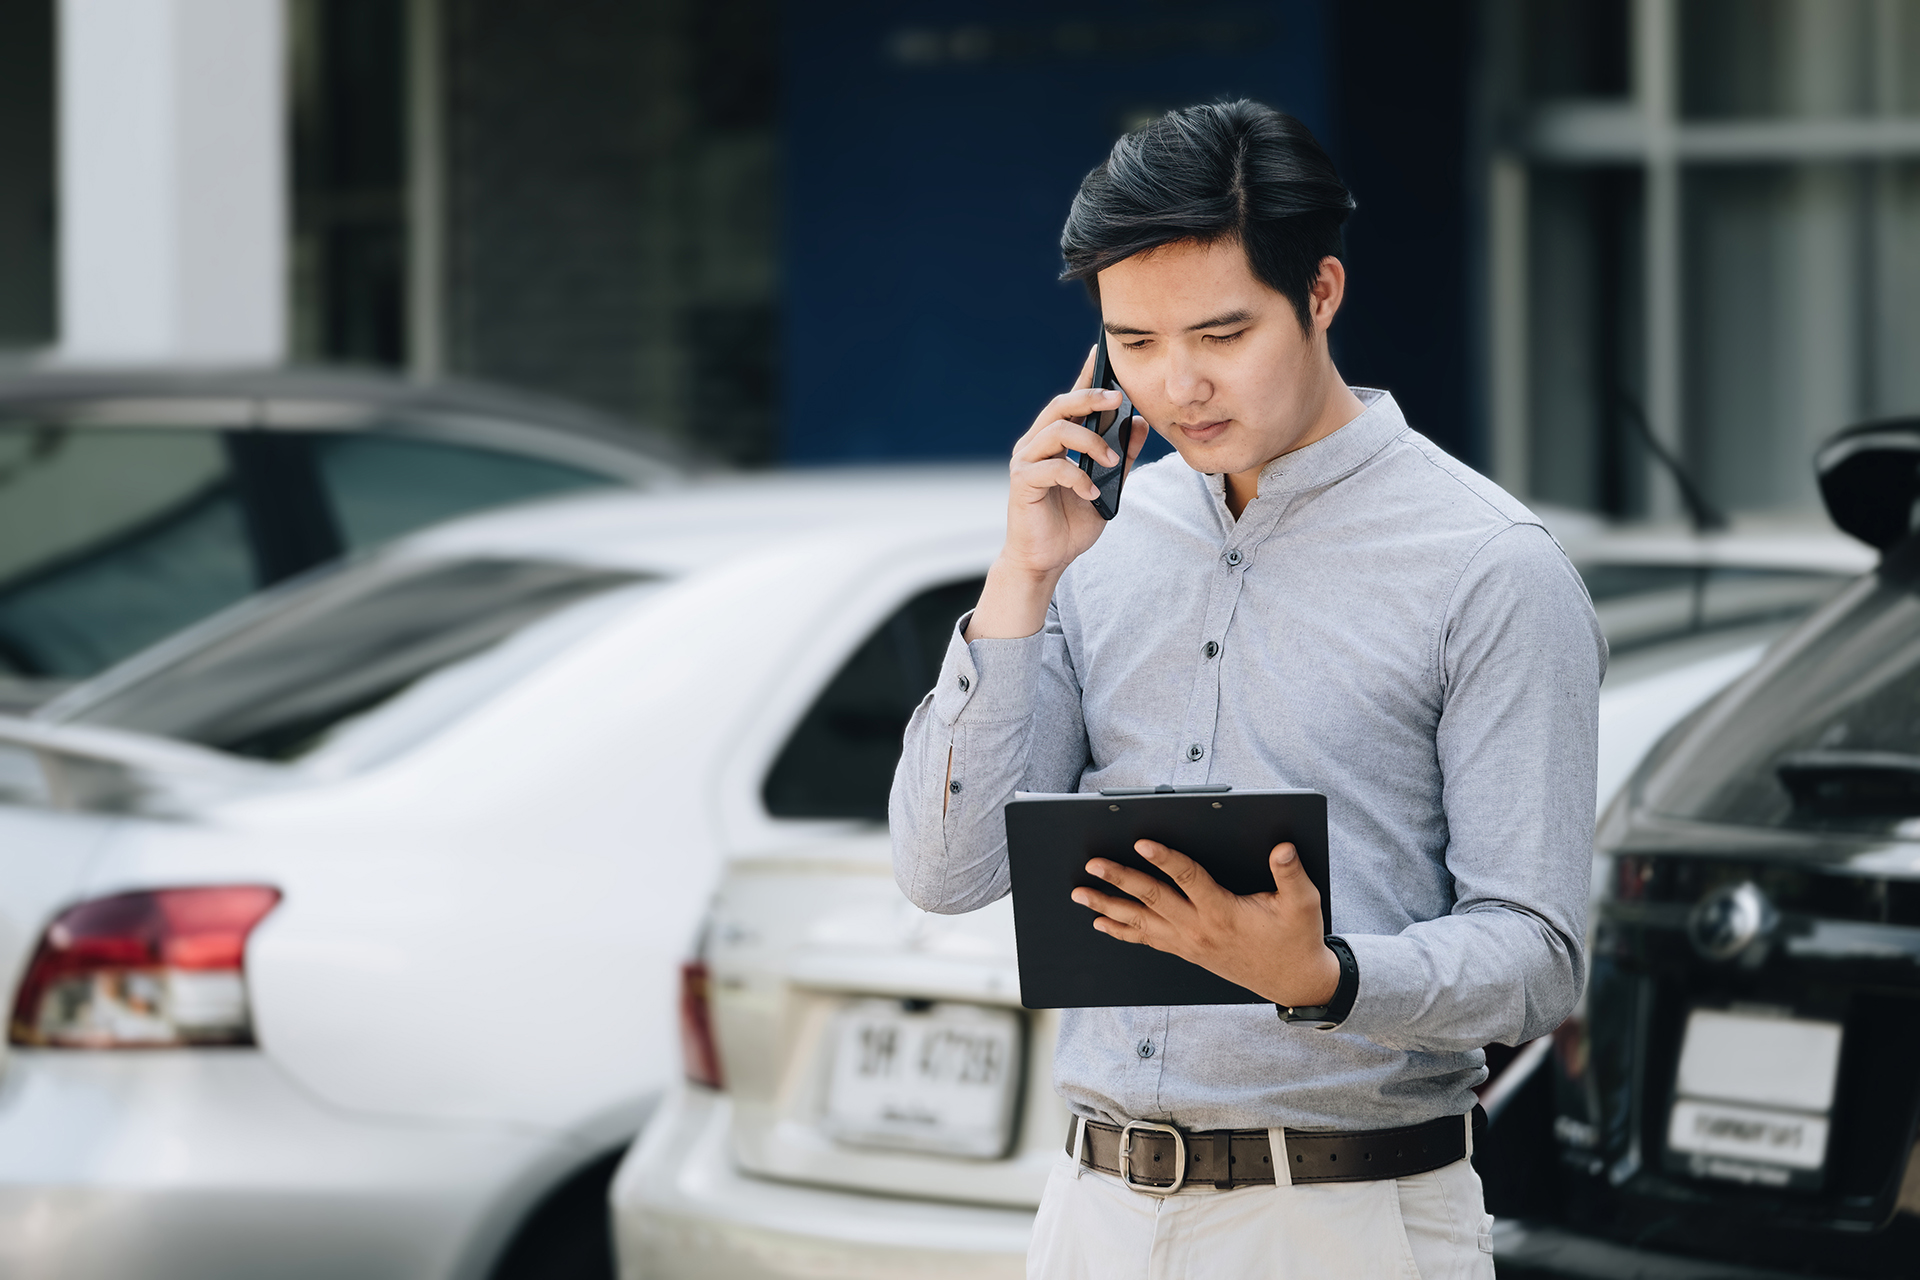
[1640, 574, 1920, 832]
[1577, 562, 1848, 653]
[49, 557, 648, 762]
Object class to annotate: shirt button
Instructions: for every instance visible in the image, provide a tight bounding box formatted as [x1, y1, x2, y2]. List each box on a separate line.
[1137, 1039, 1155, 1059]
[957, 675, 970, 691]
[1225, 548, 1243, 567]
[1203, 640, 1219, 659]
[949, 780, 962, 794]
[1186, 744, 1205, 762]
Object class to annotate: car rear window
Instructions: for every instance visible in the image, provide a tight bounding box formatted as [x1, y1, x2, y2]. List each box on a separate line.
[1640, 576, 1920, 831]
[763, 577, 986, 822]
[0, 425, 255, 683]
[0, 419, 626, 699]
[51, 557, 648, 761]
[312, 432, 618, 550]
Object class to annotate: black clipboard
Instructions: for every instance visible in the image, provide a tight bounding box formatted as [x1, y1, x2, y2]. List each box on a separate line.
[1004, 787, 1329, 1009]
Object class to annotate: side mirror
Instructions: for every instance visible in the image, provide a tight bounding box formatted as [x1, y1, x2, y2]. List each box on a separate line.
[1816, 418, 1920, 552]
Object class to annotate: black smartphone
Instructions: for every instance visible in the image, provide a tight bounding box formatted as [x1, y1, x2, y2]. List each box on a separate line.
[1078, 329, 1135, 521]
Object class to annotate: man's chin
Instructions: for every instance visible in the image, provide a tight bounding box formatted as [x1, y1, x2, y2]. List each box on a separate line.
[1167, 437, 1261, 478]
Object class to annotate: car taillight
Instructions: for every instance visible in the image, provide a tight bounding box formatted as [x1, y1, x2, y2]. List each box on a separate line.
[679, 960, 724, 1089]
[1552, 1014, 1588, 1083]
[8, 886, 281, 1049]
[1613, 854, 1654, 902]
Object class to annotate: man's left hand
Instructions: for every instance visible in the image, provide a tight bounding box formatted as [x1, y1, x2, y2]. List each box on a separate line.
[1071, 839, 1340, 1009]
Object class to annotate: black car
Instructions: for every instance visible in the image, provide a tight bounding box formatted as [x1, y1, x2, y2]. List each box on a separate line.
[0, 367, 689, 709]
[1493, 418, 1920, 1279]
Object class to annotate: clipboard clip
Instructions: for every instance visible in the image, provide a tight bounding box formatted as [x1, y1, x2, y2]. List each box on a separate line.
[1097, 784, 1233, 796]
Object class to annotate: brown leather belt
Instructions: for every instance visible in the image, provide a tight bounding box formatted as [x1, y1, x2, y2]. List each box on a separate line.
[1067, 1108, 1483, 1193]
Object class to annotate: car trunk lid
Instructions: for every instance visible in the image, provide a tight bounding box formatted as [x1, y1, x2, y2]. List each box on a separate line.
[706, 846, 1064, 1209]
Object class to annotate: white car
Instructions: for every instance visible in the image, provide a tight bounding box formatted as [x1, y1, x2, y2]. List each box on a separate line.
[611, 513, 1870, 1280]
[0, 468, 1011, 1280]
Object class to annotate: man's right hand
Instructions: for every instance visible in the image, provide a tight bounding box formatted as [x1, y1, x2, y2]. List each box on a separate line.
[967, 347, 1149, 640]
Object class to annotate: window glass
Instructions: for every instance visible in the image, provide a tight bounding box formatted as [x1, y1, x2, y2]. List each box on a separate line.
[1508, 1, 1920, 522]
[57, 557, 645, 761]
[1642, 577, 1920, 832]
[0, 426, 253, 684]
[1680, 0, 1882, 120]
[1525, 167, 1648, 518]
[1524, 0, 1630, 101]
[1683, 162, 1920, 515]
[312, 432, 619, 550]
[763, 577, 985, 821]
[1578, 562, 1848, 653]
[0, 0, 54, 347]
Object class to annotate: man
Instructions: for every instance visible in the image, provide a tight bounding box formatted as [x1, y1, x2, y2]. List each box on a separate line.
[890, 101, 1603, 1278]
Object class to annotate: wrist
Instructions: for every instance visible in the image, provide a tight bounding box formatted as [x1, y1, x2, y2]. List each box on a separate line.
[965, 558, 1062, 640]
[1277, 938, 1358, 1027]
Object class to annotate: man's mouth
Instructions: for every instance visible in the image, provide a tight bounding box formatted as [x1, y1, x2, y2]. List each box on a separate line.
[1176, 418, 1232, 443]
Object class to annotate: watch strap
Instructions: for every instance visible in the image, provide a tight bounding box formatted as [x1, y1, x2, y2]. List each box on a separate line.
[1278, 935, 1358, 1027]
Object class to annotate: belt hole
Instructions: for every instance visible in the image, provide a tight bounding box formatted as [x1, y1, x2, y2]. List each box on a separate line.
[1328, 1153, 1337, 1162]
[1262, 1155, 1270, 1164]
[1229, 1155, 1236, 1165]
[1364, 1152, 1372, 1160]
[1295, 1154, 1303, 1163]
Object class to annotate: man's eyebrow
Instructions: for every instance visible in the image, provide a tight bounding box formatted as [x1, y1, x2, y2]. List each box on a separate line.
[1183, 309, 1252, 331]
[1101, 310, 1254, 337]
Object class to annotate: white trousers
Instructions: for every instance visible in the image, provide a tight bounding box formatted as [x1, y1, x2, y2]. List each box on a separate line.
[1027, 1152, 1495, 1279]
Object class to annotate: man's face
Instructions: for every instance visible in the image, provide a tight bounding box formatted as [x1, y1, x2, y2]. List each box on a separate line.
[1098, 237, 1335, 479]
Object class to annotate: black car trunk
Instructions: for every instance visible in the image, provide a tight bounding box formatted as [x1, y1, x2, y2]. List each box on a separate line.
[1549, 849, 1920, 1276]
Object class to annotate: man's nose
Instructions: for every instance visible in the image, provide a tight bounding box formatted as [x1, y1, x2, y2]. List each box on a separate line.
[1165, 357, 1212, 407]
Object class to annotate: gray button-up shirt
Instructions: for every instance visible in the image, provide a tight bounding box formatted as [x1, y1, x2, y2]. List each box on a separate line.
[889, 389, 1605, 1132]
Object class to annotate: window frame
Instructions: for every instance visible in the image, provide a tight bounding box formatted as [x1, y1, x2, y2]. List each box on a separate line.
[1485, 0, 1920, 521]
[710, 536, 998, 854]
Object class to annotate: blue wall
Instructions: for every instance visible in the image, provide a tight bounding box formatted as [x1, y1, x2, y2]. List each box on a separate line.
[779, 2, 1333, 464]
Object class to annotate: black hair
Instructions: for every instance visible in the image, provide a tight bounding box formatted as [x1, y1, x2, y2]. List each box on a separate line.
[1060, 100, 1355, 331]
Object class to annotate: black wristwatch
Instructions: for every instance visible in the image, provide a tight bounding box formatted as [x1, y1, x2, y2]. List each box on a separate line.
[1277, 936, 1358, 1028]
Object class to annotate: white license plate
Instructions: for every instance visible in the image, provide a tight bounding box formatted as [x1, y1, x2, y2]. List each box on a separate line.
[821, 998, 1022, 1158]
[1667, 1008, 1842, 1177]
[1668, 1099, 1830, 1171]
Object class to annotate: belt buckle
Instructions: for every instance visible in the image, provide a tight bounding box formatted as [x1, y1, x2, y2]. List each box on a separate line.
[1119, 1120, 1186, 1196]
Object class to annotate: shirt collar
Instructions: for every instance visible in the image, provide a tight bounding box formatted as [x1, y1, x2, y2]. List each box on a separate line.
[1200, 387, 1407, 503]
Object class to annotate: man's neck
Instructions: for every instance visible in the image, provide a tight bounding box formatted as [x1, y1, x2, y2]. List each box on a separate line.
[1223, 380, 1368, 519]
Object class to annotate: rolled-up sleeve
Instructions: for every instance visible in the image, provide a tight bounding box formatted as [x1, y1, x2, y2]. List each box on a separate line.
[1335, 523, 1606, 1054]
[890, 604, 1089, 915]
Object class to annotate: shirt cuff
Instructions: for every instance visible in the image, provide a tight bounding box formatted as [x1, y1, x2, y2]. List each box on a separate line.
[929, 609, 1047, 727]
[1322, 931, 1428, 1048]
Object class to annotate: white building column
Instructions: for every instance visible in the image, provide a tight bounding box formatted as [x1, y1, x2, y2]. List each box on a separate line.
[57, 0, 286, 364]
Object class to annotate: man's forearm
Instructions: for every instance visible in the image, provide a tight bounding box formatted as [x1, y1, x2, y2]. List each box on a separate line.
[964, 557, 1062, 641]
[892, 605, 1092, 915]
[1337, 906, 1583, 1053]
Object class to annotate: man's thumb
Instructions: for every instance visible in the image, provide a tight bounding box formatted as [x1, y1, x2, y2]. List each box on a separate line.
[1269, 842, 1305, 889]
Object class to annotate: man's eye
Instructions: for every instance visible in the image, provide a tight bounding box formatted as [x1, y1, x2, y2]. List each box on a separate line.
[1203, 330, 1246, 344]
[1120, 338, 1151, 351]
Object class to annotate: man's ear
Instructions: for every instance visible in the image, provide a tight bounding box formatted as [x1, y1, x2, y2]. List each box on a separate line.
[1310, 256, 1347, 334]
